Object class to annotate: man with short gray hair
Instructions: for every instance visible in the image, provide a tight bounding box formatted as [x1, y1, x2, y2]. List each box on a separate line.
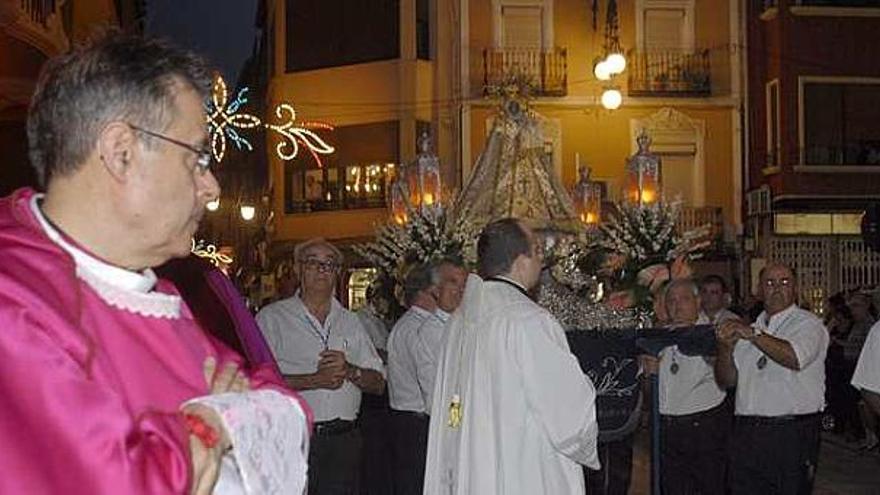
[258, 237, 386, 494]
[642, 278, 729, 495]
[0, 32, 311, 493]
[386, 261, 448, 493]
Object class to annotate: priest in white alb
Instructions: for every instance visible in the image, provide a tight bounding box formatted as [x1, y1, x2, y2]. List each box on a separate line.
[424, 218, 600, 494]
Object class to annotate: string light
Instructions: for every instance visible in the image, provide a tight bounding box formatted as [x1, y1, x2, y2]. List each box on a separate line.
[206, 75, 335, 166]
[206, 198, 220, 211]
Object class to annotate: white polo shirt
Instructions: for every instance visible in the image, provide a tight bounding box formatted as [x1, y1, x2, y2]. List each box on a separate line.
[387, 305, 446, 413]
[733, 304, 828, 416]
[852, 321, 880, 394]
[257, 295, 385, 422]
[658, 314, 727, 416]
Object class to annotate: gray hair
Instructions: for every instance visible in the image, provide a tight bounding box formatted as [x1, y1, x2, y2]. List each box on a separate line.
[293, 238, 343, 265]
[403, 262, 441, 306]
[27, 31, 212, 186]
[664, 278, 700, 299]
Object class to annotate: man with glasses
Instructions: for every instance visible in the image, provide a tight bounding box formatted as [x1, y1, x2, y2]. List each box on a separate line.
[0, 33, 311, 493]
[715, 262, 828, 494]
[257, 238, 385, 494]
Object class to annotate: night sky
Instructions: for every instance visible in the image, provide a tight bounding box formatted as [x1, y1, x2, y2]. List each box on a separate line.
[144, 0, 260, 85]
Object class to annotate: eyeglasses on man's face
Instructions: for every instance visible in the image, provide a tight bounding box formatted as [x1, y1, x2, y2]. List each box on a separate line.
[129, 124, 213, 175]
[763, 277, 792, 289]
[303, 258, 340, 274]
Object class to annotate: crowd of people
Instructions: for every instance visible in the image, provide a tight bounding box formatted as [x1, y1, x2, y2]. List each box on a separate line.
[1, 31, 879, 495]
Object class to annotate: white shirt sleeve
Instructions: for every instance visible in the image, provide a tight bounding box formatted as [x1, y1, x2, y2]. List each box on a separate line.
[787, 314, 827, 370]
[255, 306, 283, 358]
[414, 320, 444, 410]
[852, 322, 880, 394]
[513, 312, 600, 469]
[349, 317, 386, 377]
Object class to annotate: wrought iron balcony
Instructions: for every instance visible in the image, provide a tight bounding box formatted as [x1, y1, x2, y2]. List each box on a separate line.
[678, 206, 724, 249]
[627, 50, 711, 97]
[482, 47, 568, 97]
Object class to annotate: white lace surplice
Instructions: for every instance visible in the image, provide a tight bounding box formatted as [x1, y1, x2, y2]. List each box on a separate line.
[186, 389, 310, 495]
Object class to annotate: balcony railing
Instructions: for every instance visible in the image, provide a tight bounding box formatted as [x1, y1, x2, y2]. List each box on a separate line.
[627, 50, 711, 97]
[482, 47, 568, 97]
[20, 0, 57, 27]
[796, 0, 880, 6]
[678, 206, 724, 247]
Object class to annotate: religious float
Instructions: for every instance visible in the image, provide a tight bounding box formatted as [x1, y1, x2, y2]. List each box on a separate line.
[355, 76, 715, 494]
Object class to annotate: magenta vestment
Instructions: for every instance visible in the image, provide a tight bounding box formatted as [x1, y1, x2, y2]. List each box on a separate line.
[0, 188, 310, 494]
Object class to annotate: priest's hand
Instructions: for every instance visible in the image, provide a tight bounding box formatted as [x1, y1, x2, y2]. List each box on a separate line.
[203, 357, 250, 394]
[183, 403, 231, 495]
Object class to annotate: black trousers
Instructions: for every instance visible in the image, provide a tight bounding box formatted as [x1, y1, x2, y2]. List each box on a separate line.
[390, 410, 429, 495]
[660, 401, 731, 495]
[359, 393, 394, 495]
[308, 425, 363, 495]
[729, 414, 821, 495]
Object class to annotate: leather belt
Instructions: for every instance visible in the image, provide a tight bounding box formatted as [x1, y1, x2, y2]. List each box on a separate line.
[314, 419, 357, 437]
[661, 401, 727, 424]
[735, 412, 820, 427]
[390, 409, 429, 419]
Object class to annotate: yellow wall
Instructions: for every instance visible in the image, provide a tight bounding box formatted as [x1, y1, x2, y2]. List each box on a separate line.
[465, 0, 739, 227]
[467, 104, 737, 225]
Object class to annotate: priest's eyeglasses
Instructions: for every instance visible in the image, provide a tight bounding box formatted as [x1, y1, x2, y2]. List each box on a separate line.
[129, 124, 213, 175]
[303, 258, 341, 274]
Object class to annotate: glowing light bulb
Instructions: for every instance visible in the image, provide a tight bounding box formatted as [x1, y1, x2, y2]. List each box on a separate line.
[594, 60, 612, 81]
[605, 53, 627, 74]
[240, 205, 256, 221]
[601, 88, 623, 110]
[206, 198, 220, 211]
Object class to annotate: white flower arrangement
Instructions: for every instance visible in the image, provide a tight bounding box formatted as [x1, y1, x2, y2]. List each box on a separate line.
[599, 201, 709, 265]
[354, 206, 478, 320]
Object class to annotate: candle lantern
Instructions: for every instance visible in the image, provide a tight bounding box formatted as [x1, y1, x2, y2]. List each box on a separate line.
[389, 132, 442, 224]
[624, 130, 661, 206]
[572, 165, 602, 226]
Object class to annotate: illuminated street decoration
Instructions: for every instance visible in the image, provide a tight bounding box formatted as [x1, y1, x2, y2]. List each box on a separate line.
[191, 239, 234, 268]
[206, 76, 335, 165]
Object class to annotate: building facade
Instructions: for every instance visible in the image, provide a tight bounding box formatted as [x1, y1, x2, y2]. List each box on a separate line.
[744, 0, 880, 306]
[269, 0, 745, 247]
[1, 0, 142, 195]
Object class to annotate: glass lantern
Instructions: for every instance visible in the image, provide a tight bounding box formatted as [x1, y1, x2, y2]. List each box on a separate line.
[572, 165, 602, 227]
[624, 130, 661, 206]
[389, 132, 442, 223]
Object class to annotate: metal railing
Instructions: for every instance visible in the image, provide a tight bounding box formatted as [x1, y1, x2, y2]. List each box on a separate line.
[19, 0, 57, 27]
[627, 50, 711, 97]
[796, 0, 880, 6]
[482, 47, 568, 97]
[678, 206, 724, 246]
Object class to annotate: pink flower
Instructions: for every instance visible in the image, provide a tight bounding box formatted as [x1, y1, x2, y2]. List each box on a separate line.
[607, 290, 635, 309]
[670, 256, 693, 280]
[637, 264, 670, 293]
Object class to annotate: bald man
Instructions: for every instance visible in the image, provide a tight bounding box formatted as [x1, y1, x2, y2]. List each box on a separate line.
[715, 262, 828, 495]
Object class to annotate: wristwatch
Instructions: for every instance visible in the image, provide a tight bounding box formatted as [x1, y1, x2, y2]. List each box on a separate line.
[750, 326, 764, 341]
[349, 365, 363, 382]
